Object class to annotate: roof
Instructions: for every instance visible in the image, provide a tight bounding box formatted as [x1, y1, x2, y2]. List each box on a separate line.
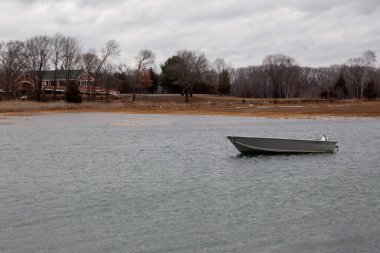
[42, 70, 86, 80]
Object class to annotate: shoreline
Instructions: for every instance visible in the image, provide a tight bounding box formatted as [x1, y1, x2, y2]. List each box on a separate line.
[1, 95, 380, 119]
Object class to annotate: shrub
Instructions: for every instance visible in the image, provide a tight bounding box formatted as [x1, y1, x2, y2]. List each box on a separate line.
[65, 81, 82, 103]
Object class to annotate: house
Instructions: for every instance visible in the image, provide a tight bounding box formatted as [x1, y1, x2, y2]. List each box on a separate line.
[41, 70, 95, 94]
[15, 69, 119, 97]
[15, 72, 35, 96]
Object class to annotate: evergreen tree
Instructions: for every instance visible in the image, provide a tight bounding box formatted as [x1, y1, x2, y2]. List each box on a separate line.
[148, 68, 160, 93]
[334, 73, 349, 99]
[218, 69, 231, 96]
[364, 80, 377, 99]
[65, 81, 82, 103]
[159, 56, 182, 93]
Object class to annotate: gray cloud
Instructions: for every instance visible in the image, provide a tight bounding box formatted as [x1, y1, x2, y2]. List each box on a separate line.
[1, 0, 379, 67]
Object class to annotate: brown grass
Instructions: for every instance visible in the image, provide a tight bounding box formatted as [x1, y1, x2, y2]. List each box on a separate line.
[0, 100, 122, 113]
[1, 94, 380, 118]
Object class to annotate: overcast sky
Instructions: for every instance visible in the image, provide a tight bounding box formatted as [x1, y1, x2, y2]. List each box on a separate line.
[1, 0, 379, 67]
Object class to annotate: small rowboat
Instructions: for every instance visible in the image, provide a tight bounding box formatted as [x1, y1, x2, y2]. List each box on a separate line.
[227, 135, 338, 154]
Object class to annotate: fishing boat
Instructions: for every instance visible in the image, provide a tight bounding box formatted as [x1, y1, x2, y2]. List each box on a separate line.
[227, 135, 338, 154]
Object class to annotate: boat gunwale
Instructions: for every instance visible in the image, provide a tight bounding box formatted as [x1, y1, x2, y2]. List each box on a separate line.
[232, 140, 335, 153]
[227, 136, 337, 144]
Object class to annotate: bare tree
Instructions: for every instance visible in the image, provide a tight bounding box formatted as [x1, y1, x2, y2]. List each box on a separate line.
[212, 58, 231, 95]
[132, 49, 155, 101]
[87, 40, 120, 99]
[59, 36, 82, 102]
[347, 50, 377, 98]
[262, 54, 299, 98]
[231, 67, 253, 102]
[51, 33, 65, 100]
[0, 40, 25, 97]
[247, 66, 259, 98]
[284, 65, 300, 98]
[82, 48, 100, 94]
[116, 63, 134, 94]
[297, 67, 319, 97]
[171, 50, 209, 102]
[213, 58, 229, 75]
[61, 36, 82, 84]
[24, 35, 52, 101]
[82, 49, 99, 73]
[0, 43, 2, 90]
[252, 66, 269, 98]
[99, 63, 118, 101]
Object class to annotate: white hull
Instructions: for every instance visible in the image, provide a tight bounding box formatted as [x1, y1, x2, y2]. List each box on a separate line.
[227, 136, 337, 154]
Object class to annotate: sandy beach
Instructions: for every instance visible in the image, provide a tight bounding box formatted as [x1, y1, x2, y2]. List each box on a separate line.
[1, 94, 379, 118]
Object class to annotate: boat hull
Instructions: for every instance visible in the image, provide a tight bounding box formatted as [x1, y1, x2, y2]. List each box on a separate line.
[227, 136, 337, 154]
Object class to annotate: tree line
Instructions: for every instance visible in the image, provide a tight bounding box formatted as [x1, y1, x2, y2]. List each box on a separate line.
[0, 34, 379, 102]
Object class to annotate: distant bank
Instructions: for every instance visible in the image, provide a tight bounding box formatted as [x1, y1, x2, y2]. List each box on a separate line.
[1, 94, 379, 118]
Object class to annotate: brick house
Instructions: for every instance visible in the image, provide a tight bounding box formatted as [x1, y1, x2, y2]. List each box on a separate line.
[41, 70, 95, 93]
[15, 69, 120, 97]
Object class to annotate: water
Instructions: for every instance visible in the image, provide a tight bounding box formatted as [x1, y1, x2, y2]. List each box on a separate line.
[1, 113, 380, 253]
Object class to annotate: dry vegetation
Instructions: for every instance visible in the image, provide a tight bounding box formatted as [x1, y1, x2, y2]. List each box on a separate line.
[1, 94, 380, 118]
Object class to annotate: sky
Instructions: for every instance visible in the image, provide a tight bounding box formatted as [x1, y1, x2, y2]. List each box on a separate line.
[0, 0, 379, 68]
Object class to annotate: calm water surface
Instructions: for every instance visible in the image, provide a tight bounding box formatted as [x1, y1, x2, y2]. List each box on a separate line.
[1, 113, 380, 253]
